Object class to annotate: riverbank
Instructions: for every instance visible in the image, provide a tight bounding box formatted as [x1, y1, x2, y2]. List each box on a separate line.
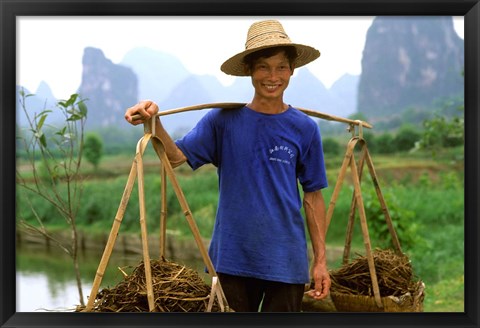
[16, 227, 346, 267]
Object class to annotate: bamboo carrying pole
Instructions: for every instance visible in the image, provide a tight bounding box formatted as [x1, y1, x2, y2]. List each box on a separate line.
[131, 102, 373, 129]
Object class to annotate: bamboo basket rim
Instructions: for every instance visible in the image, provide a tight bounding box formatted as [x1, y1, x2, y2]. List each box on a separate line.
[330, 281, 425, 312]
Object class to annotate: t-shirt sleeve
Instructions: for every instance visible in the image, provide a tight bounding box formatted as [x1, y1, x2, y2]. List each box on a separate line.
[175, 109, 219, 170]
[297, 123, 328, 192]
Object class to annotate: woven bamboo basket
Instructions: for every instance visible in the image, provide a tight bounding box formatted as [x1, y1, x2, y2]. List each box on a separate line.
[303, 281, 424, 312]
[320, 249, 425, 312]
[330, 281, 425, 312]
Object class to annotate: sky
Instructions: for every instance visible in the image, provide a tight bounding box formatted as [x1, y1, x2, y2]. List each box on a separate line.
[17, 16, 464, 100]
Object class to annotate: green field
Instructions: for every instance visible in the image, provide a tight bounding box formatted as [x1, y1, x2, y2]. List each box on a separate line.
[16, 147, 465, 312]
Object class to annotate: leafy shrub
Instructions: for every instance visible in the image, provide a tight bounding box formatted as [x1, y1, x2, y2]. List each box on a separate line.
[322, 137, 342, 155]
[375, 133, 395, 154]
[393, 124, 422, 152]
[362, 184, 420, 251]
[84, 132, 104, 170]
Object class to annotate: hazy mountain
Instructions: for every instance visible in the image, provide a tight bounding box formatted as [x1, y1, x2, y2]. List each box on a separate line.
[159, 74, 217, 133]
[157, 66, 357, 134]
[329, 74, 360, 118]
[120, 47, 191, 104]
[77, 47, 138, 128]
[285, 69, 331, 110]
[358, 16, 464, 120]
[16, 82, 61, 127]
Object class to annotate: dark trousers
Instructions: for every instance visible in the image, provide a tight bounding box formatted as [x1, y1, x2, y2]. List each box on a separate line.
[218, 272, 305, 312]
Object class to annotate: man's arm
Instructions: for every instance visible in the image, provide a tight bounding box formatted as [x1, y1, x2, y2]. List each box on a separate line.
[303, 189, 331, 300]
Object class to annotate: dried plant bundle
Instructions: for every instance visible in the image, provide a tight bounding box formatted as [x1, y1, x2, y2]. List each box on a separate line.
[330, 249, 422, 297]
[82, 258, 221, 312]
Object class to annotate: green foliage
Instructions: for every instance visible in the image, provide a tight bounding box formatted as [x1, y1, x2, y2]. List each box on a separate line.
[36, 168, 221, 237]
[364, 124, 421, 155]
[362, 184, 419, 250]
[94, 125, 143, 155]
[37, 157, 59, 185]
[393, 124, 422, 152]
[418, 111, 464, 152]
[17, 91, 88, 203]
[322, 137, 342, 155]
[392, 170, 464, 283]
[423, 274, 464, 312]
[417, 95, 464, 160]
[84, 132, 104, 170]
[375, 133, 395, 154]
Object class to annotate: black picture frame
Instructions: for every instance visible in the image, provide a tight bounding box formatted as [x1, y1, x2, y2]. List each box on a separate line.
[1, 0, 478, 327]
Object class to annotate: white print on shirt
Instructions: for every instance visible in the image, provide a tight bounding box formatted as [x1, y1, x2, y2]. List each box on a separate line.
[268, 145, 295, 165]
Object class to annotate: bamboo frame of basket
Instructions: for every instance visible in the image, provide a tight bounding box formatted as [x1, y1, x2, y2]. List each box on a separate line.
[159, 164, 167, 258]
[325, 122, 403, 308]
[82, 114, 231, 312]
[83, 134, 151, 311]
[150, 136, 228, 312]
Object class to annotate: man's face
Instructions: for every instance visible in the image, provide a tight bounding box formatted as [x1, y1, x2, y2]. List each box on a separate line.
[250, 51, 294, 101]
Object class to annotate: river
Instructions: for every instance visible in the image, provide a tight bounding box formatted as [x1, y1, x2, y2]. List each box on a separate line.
[16, 242, 208, 312]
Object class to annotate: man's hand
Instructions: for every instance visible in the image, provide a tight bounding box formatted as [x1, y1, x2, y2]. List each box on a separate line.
[125, 100, 159, 125]
[305, 262, 331, 300]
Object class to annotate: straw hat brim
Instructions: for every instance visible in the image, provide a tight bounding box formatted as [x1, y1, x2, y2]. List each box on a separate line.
[220, 43, 320, 76]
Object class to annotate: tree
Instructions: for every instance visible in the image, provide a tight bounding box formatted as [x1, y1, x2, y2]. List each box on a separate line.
[417, 101, 464, 155]
[84, 132, 104, 170]
[16, 91, 88, 307]
[416, 70, 464, 159]
[322, 137, 342, 155]
[393, 124, 422, 152]
[376, 133, 395, 154]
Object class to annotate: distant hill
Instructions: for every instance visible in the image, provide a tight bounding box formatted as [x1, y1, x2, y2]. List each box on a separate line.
[121, 47, 191, 104]
[358, 16, 464, 121]
[77, 47, 138, 129]
[16, 47, 358, 135]
[16, 81, 61, 127]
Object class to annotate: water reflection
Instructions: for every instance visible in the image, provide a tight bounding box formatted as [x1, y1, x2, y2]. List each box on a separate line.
[17, 272, 92, 312]
[16, 243, 207, 312]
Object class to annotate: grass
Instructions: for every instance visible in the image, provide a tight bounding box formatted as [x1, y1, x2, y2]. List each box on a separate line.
[423, 274, 464, 312]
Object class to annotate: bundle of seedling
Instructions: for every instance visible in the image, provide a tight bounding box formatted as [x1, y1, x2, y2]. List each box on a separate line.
[329, 249, 425, 312]
[85, 259, 222, 312]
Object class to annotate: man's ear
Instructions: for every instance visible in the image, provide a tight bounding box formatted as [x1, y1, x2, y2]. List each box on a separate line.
[243, 64, 251, 76]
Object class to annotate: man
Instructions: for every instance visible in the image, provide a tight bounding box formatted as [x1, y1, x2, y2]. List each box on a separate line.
[125, 19, 331, 312]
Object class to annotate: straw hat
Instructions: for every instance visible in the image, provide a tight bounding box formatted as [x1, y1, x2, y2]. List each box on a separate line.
[220, 19, 321, 76]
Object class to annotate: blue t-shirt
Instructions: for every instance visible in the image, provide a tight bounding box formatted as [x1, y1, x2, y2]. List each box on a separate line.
[175, 105, 328, 284]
